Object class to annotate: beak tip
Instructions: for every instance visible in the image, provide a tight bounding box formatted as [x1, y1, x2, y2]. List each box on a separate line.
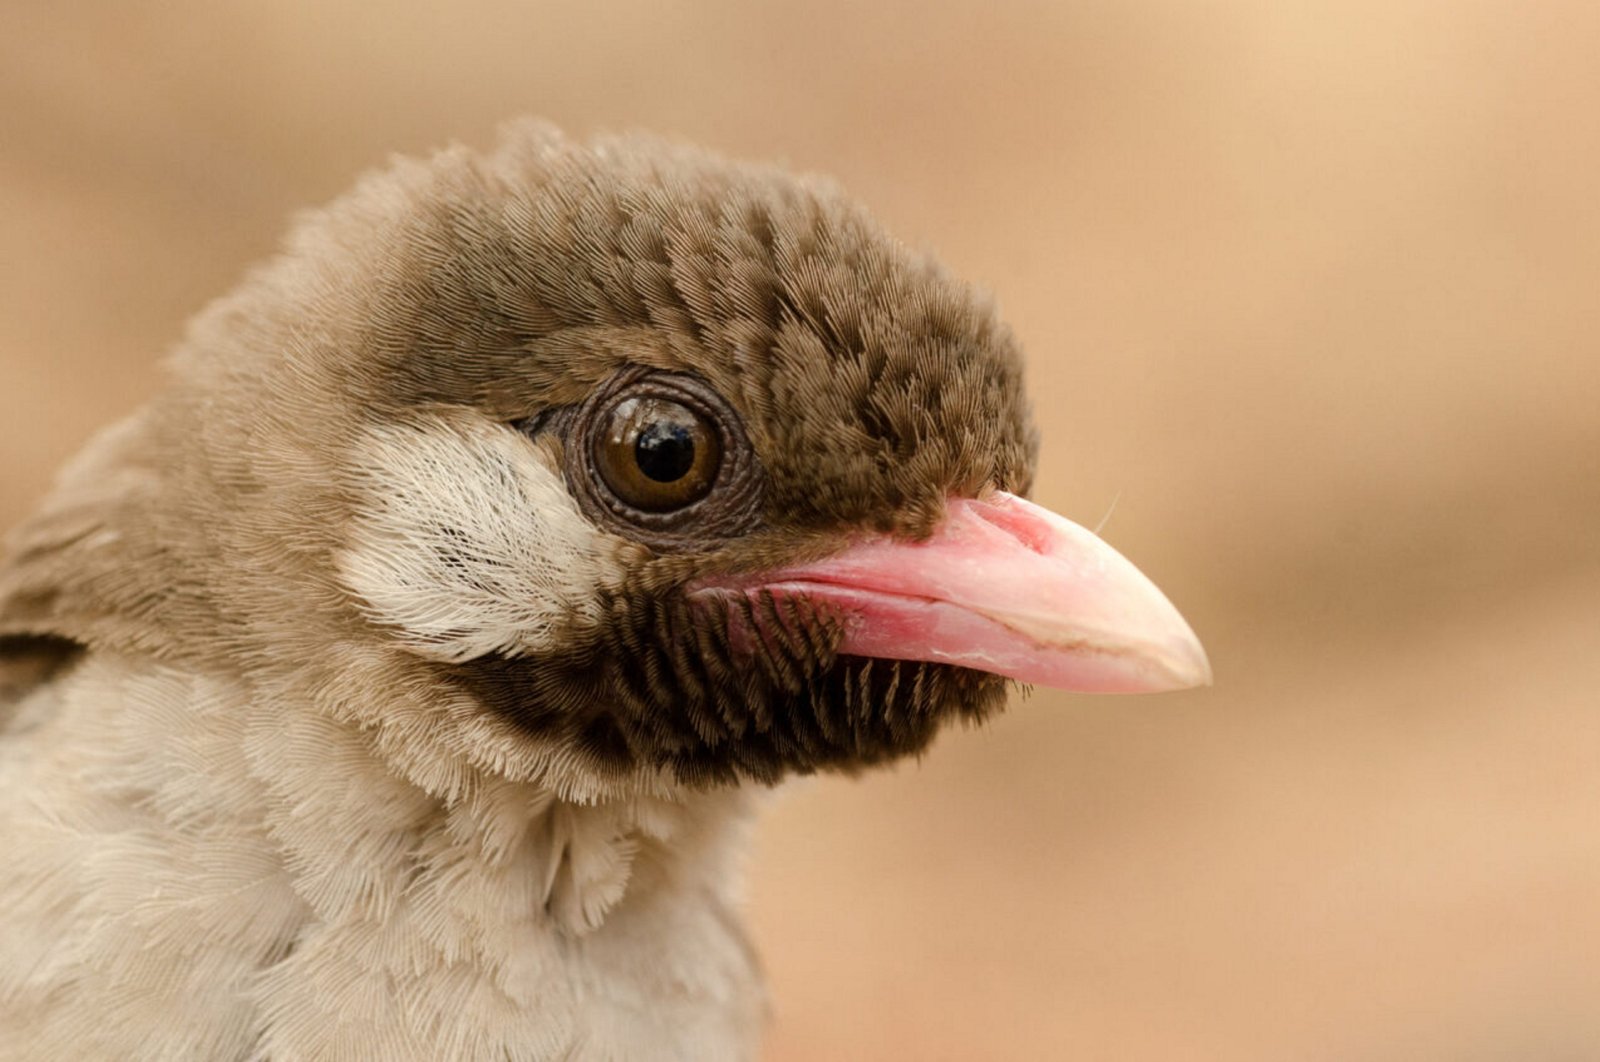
[1100, 611, 1209, 694]
[1156, 630, 1213, 692]
[1179, 644, 1215, 690]
[1149, 607, 1213, 691]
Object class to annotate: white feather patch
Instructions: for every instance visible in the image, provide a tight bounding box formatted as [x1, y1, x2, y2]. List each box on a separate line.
[338, 413, 625, 663]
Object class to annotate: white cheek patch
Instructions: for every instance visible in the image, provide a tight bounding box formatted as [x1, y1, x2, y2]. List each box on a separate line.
[339, 414, 626, 663]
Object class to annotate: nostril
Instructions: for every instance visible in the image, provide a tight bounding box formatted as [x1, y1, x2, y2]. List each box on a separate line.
[958, 493, 1055, 555]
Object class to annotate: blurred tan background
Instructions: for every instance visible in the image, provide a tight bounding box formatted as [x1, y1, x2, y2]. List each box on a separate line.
[3, 2, 1598, 1058]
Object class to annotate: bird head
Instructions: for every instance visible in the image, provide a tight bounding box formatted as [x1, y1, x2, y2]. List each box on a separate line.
[0, 123, 1208, 800]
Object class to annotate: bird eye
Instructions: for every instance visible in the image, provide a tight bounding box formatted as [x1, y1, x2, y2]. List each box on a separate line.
[593, 396, 722, 512]
[542, 367, 764, 550]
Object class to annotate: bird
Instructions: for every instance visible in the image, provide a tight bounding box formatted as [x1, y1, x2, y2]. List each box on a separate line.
[0, 121, 1209, 1061]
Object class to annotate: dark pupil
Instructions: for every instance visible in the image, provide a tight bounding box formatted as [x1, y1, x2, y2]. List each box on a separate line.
[634, 421, 696, 482]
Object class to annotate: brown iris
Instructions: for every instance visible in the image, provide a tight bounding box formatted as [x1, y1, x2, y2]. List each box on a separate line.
[543, 367, 763, 549]
[593, 396, 722, 512]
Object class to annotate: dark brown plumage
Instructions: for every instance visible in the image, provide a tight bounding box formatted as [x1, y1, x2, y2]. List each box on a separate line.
[447, 590, 1010, 787]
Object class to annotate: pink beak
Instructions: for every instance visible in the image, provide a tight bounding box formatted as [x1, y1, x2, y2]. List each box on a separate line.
[693, 491, 1210, 693]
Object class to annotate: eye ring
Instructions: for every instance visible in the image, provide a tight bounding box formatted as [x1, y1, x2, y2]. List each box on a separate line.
[559, 368, 764, 550]
[592, 395, 723, 512]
